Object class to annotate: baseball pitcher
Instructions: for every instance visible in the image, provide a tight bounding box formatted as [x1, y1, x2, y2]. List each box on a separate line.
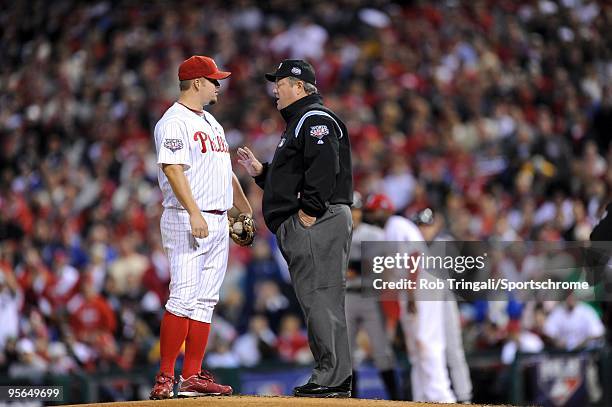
[150, 55, 253, 399]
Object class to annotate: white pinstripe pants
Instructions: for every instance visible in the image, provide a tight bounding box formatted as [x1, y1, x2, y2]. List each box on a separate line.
[160, 208, 229, 323]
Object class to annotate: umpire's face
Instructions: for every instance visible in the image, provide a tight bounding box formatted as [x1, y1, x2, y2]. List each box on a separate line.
[273, 77, 305, 110]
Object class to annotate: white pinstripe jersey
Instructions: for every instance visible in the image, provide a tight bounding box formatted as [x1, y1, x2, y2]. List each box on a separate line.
[384, 215, 425, 243]
[154, 102, 232, 211]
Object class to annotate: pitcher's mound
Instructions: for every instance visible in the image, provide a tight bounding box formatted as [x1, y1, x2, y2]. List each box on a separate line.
[67, 395, 502, 407]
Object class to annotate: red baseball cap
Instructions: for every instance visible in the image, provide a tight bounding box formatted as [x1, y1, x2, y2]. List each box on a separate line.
[364, 193, 395, 212]
[178, 56, 231, 81]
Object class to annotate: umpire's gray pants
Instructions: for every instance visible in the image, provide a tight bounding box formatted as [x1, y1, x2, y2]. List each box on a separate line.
[276, 204, 353, 387]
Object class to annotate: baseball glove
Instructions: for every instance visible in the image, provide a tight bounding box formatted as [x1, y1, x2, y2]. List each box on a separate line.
[228, 213, 256, 246]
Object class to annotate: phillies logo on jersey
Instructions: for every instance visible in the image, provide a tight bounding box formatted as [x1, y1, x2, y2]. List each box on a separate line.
[194, 131, 229, 154]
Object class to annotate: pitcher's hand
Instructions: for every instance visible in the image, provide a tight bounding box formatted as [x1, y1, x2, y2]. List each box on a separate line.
[190, 212, 209, 238]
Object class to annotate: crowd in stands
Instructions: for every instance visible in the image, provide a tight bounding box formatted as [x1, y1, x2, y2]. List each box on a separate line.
[0, 0, 610, 397]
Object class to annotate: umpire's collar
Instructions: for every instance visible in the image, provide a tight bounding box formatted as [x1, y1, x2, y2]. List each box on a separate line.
[280, 94, 323, 124]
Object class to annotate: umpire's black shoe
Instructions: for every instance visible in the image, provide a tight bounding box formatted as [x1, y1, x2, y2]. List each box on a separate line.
[293, 376, 351, 398]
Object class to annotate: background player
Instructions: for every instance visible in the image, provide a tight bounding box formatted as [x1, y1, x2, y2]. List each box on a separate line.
[365, 194, 456, 403]
[345, 192, 398, 399]
[413, 208, 473, 404]
[150, 55, 252, 399]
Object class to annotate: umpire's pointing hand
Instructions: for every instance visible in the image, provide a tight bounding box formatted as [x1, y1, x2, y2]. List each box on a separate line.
[237, 146, 263, 177]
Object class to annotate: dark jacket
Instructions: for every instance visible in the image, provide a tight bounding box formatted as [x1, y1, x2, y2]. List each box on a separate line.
[255, 94, 353, 233]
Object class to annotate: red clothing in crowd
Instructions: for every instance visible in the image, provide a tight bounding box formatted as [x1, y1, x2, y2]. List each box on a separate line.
[70, 295, 117, 337]
[276, 333, 309, 362]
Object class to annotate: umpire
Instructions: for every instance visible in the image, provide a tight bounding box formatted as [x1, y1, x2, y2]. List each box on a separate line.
[237, 59, 353, 397]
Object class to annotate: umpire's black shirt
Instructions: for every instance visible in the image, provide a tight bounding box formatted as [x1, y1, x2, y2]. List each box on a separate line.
[254, 94, 353, 233]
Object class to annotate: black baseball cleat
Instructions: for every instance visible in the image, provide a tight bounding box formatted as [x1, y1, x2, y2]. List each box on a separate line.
[293, 376, 351, 398]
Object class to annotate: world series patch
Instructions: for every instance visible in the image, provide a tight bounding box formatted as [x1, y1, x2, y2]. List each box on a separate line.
[163, 138, 184, 152]
[309, 125, 329, 139]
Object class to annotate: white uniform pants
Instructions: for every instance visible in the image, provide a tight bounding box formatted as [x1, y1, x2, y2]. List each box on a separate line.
[400, 298, 456, 403]
[160, 208, 229, 323]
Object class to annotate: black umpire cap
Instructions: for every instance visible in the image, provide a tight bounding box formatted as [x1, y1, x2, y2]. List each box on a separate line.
[265, 59, 317, 85]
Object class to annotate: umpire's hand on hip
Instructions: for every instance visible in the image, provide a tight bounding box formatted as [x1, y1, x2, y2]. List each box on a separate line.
[190, 212, 209, 238]
[298, 209, 316, 228]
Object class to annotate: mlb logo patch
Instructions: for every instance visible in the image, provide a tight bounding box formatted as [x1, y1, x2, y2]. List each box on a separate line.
[309, 125, 329, 139]
[163, 138, 184, 152]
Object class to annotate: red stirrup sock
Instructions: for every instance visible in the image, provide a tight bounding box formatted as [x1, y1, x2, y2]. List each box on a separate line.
[159, 311, 190, 377]
[182, 319, 211, 378]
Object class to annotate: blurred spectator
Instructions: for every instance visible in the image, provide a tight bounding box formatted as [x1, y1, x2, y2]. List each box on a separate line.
[500, 321, 544, 365]
[275, 314, 311, 364]
[216, 288, 246, 331]
[243, 240, 284, 301]
[233, 315, 277, 367]
[382, 156, 416, 213]
[8, 338, 47, 378]
[252, 280, 291, 333]
[476, 320, 506, 351]
[205, 341, 240, 369]
[108, 233, 149, 295]
[0, 338, 19, 375]
[543, 293, 605, 350]
[48, 249, 80, 309]
[47, 342, 78, 374]
[269, 17, 328, 61]
[86, 243, 110, 294]
[69, 280, 117, 342]
[0, 266, 21, 352]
